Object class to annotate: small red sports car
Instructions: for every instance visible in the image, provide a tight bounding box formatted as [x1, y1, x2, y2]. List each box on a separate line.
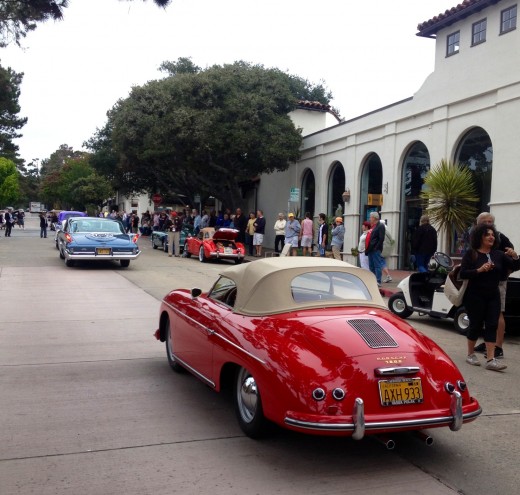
[183, 227, 245, 264]
[154, 258, 481, 443]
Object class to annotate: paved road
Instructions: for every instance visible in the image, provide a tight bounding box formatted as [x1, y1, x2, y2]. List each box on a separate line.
[0, 217, 518, 494]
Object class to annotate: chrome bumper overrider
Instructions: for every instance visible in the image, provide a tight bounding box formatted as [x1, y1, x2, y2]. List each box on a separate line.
[284, 396, 482, 439]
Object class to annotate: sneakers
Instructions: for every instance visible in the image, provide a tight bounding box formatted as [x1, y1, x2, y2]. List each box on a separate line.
[474, 342, 486, 353]
[485, 358, 507, 372]
[466, 353, 481, 366]
[384, 275, 393, 283]
[484, 346, 504, 359]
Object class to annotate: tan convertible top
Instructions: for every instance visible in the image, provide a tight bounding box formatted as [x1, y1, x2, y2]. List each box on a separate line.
[219, 257, 386, 316]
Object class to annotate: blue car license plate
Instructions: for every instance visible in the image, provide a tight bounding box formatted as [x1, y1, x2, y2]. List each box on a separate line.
[96, 248, 111, 255]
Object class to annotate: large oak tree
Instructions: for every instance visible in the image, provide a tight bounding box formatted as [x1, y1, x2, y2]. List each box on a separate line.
[90, 60, 330, 209]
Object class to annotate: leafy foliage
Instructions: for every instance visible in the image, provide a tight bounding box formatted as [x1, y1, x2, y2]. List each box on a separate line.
[0, 156, 20, 206]
[40, 152, 112, 210]
[0, 63, 27, 160]
[88, 60, 325, 209]
[0, 0, 171, 47]
[421, 159, 479, 249]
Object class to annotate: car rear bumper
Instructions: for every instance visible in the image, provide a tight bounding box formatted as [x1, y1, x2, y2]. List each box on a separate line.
[284, 396, 482, 438]
[64, 251, 141, 261]
[209, 253, 244, 259]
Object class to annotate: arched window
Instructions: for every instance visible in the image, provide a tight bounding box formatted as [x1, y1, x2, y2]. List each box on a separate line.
[328, 162, 346, 217]
[399, 142, 430, 269]
[455, 127, 492, 214]
[301, 169, 315, 217]
[360, 153, 382, 222]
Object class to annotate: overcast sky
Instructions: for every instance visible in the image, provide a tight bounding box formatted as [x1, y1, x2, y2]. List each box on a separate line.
[1, 0, 457, 165]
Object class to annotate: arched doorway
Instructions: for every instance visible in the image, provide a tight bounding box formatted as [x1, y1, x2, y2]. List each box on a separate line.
[360, 153, 383, 222]
[399, 142, 430, 269]
[455, 127, 492, 214]
[328, 162, 346, 217]
[301, 169, 315, 217]
[453, 127, 493, 255]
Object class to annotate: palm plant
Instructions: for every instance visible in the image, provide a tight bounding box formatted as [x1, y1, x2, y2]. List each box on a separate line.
[421, 159, 479, 251]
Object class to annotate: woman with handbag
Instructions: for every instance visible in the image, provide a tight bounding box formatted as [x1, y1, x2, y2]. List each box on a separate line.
[460, 223, 520, 371]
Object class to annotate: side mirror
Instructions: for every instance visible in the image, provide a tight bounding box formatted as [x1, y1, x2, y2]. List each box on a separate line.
[191, 288, 202, 298]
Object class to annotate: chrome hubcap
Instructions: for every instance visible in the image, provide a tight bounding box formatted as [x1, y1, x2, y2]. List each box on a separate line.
[393, 298, 406, 312]
[238, 370, 258, 423]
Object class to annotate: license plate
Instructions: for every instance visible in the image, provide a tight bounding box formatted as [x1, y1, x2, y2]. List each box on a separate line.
[225, 247, 233, 254]
[378, 378, 423, 406]
[96, 248, 111, 255]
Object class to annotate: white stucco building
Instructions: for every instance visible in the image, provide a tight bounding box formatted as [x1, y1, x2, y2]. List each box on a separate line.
[257, 0, 520, 268]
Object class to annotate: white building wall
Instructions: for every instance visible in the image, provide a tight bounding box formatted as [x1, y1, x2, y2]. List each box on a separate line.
[257, 1, 520, 264]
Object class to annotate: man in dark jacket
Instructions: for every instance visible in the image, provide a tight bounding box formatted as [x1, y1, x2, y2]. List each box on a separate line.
[412, 215, 438, 272]
[366, 211, 385, 285]
[233, 208, 247, 244]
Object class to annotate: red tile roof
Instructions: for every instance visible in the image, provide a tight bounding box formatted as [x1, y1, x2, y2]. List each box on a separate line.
[417, 0, 497, 37]
[296, 100, 332, 112]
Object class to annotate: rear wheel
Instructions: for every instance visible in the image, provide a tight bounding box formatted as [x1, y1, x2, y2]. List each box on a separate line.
[120, 260, 130, 268]
[234, 367, 267, 438]
[165, 316, 183, 372]
[65, 258, 74, 267]
[388, 293, 413, 318]
[234, 258, 243, 265]
[152, 242, 158, 249]
[199, 246, 207, 263]
[454, 306, 469, 334]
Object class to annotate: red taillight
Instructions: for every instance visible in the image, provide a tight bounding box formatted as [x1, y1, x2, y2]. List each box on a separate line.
[132, 234, 139, 243]
[65, 233, 73, 243]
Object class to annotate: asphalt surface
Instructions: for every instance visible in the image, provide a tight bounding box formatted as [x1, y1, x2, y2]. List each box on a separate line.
[1, 216, 519, 495]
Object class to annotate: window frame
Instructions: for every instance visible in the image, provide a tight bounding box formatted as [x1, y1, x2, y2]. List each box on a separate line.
[446, 30, 460, 57]
[500, 4, 517, 34]
[471, 18, 487, 46]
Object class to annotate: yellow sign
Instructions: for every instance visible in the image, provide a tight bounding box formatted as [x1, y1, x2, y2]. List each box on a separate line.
[368, 194, 383, 206]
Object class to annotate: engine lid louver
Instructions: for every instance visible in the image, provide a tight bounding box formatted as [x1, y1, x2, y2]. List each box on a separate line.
[348, 319, 398, 348]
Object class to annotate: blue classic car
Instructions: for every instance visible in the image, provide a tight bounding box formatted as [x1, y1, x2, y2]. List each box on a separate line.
[57, 217, 141, 268]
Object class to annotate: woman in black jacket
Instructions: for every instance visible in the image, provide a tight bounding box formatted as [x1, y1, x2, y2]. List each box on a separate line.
[460, 223, 520, 371]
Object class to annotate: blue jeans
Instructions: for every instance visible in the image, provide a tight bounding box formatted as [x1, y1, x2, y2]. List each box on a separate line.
[416, 253, 433, 273]
[368, 250, 384, 284]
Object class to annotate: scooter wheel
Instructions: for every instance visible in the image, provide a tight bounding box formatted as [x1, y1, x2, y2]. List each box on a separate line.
[454, 306, 469, 335]
[388, 293, 413, 318]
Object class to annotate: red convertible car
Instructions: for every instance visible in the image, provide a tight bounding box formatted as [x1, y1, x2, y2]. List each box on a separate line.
[183, 227, 245, 264]
[154, 258, 481, 443]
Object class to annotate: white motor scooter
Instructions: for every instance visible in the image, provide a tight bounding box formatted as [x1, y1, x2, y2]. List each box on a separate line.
[388, 252, 469, 334]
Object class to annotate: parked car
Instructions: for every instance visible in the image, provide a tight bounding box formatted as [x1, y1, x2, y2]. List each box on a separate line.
[57, 217, 140, 268]
[154, 257, 481, 443]
[183, 227, 245, 264]
[151, 225, 193, 253]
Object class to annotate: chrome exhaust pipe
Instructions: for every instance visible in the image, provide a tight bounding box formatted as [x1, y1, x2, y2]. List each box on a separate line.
[413, 430, 434, 446]
[373, 435, 396, 450]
